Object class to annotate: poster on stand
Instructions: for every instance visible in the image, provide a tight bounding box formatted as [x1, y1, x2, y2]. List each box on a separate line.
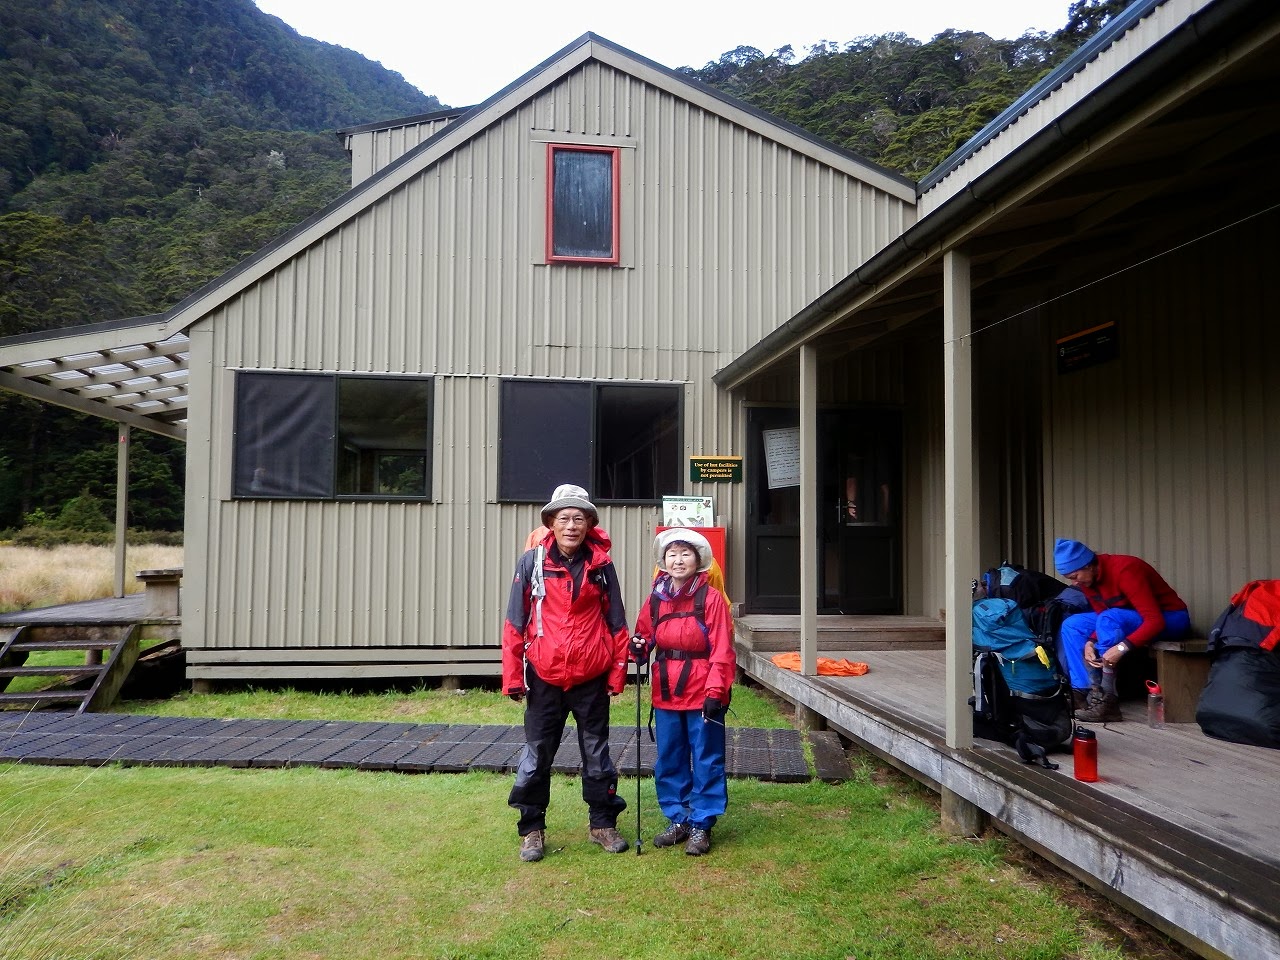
[662, 496, 713, 526]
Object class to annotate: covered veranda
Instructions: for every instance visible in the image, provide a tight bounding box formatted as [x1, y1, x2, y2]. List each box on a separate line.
[719, 3, 1280, 957]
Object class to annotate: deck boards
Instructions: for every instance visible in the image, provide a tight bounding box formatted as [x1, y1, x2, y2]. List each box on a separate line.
[741, 644, 1280, 960]
[777, 647, 1280, 866]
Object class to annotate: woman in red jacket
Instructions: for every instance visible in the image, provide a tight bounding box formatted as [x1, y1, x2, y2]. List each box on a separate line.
[502, 487, 631, 863]
[632, 529, 736, 856]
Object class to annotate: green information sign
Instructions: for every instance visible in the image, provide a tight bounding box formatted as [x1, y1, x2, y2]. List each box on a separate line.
[689, 456, 742, 483]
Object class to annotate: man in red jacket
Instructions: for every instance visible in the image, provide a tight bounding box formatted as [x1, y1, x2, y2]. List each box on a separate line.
[502, 486, 630, 862]
[1055, 538, 1190, 722]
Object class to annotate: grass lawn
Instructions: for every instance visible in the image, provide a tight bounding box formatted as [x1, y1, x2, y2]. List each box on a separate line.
[1, 684, 1189, 960]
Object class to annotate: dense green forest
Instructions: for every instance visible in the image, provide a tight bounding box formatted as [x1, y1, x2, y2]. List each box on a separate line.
[0, 0, 1128, 536]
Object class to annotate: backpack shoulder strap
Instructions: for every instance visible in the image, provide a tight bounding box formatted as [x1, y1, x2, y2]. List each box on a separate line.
[531, 545, 546, 638]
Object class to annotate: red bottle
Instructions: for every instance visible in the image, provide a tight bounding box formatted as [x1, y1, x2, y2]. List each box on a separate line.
[1072, 726, 1098, 782]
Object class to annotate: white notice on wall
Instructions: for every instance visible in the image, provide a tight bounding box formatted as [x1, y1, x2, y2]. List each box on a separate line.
[762, 426, 801, 489]
[662, 496, 713, 526]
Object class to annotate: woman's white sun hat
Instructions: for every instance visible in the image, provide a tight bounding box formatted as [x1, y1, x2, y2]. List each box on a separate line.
[653, 528, 712, 573]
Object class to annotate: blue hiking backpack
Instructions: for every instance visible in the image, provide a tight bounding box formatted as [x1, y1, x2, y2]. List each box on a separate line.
[970, 596, 1073, 767]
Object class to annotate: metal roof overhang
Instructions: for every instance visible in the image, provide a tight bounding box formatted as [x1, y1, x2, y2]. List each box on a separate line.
[0, 315, 189, 441]
[714, 0, 1280, 391]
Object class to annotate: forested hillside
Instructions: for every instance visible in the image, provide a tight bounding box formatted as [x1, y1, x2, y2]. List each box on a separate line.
[0, 0, 441, 533]
[0, 0, 1126, 535]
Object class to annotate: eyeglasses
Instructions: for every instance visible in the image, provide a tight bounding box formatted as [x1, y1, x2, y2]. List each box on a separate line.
[553, 514, 588, 527]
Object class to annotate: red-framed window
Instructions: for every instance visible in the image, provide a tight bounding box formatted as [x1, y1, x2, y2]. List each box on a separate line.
[545, 144, 620, 264]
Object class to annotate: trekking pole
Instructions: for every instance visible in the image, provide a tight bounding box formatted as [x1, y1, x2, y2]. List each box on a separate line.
[635, 650, 645, 855]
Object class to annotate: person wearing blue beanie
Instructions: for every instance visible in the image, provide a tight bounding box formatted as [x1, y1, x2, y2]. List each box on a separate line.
[1054, 540, 1190, 722]
[1054, 539, 1095, 576]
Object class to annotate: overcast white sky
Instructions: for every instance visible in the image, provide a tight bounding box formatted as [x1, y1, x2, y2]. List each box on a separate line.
[253, 1, 1075, 108]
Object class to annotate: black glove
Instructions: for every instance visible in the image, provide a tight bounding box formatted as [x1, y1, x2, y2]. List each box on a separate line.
[702, 697, 723, 721]
[629, 636, 649, 662]
[507, 688, 524, 703]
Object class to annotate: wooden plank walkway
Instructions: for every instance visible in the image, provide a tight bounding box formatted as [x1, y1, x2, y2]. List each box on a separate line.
[740, 644, 1280, 960]
[0, 710, 825, 782]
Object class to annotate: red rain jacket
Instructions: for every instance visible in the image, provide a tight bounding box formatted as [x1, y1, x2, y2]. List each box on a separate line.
[633, 571, 736, 711]
[502, 530, 629, 695]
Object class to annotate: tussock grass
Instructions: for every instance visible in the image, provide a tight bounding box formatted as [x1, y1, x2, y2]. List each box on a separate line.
[0, 544, 183, 612]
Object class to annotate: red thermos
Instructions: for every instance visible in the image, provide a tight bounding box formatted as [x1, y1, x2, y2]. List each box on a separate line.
[1073, 726, 1098, 782]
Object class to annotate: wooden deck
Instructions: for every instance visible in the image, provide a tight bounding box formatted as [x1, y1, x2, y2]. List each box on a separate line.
[736, 627, 1280, 960]
[0, 594, 180, 636]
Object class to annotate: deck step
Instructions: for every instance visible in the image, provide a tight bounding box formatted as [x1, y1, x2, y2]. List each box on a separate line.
[0, 690, 90, 704]
[0, 623, 141, 713]
[10, 640, 119, 652]
[734, 615, 946, 652]
[0, 665, 101, 678]
[807, 730, 853, 783]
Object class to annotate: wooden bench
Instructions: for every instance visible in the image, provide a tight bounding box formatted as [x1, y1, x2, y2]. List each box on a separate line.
[136, 567, 183, 619]
[1150, 635, 1211, 723]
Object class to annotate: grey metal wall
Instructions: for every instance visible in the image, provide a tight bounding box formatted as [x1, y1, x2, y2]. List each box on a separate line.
[183, 60, 915, 657]
[345, 115, 460, 186]
[1038, 211, 1279, 625]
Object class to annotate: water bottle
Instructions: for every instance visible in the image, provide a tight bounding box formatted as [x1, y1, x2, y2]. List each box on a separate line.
[1072, 726, 1098, 782]
[1146, 680, 1165, 729]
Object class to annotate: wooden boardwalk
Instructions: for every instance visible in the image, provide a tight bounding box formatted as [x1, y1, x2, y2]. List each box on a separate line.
[0, 710, 833, 782]
[739, 641, 1280, 960]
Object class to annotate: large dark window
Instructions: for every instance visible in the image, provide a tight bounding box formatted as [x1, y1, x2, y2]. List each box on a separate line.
[546, 144, 619, 263]
[234, 372, 432, 500]
[499, 380, 680, 502]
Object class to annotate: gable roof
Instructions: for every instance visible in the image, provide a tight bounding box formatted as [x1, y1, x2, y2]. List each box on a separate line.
[0, 33, 915, 437]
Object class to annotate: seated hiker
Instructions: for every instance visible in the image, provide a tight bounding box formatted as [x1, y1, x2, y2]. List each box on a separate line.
[1053, 538, 1191, 723]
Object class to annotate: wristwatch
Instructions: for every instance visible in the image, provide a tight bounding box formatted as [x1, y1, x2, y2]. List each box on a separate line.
[1115, 641, 1130, 655]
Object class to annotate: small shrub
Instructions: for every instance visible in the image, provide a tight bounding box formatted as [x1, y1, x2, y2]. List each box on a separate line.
[53, 489, 113, 533]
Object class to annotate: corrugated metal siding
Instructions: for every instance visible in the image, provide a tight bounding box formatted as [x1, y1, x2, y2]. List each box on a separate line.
[975, 307, 1045, 568]
[903, 334, 945, 620]
[346, 117, 460, 186]
[920, 0, 1202, 215]
[1040, 212, 1279, 626]
[184, 60, 914, 653]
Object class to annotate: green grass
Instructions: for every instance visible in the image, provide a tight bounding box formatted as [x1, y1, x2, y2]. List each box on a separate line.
[1, 762, 1124, 960]
[0, 684, 1144, 959]
[115, 682, 794, 729]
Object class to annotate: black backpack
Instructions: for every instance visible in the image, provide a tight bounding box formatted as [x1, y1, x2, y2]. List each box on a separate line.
[974, 561, 1068, 634]
[1196, 580, 1280, 748]
[970, 599, 1073, 769]
[969, 566, 1085, 770]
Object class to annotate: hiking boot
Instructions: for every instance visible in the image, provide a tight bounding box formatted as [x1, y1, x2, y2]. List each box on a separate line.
[519, 830, 545, 862]
[1071, 688, 1092, 712]
[684, 827, 711, 856]
[653, 821, 690, 848]
[1075, 693, 1122, 723]
[588, 826, 629, 853]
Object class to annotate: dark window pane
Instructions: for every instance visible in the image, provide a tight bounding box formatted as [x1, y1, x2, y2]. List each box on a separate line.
[551, 148, 615, 260]
[234, 373, 334, 498]
[595, 384, 680, 500]
[499, 380, 592, 501]
[337, 378, 432, 497]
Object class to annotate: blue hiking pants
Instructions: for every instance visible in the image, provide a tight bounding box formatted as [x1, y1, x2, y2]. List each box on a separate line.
[1058, 607, 1192, 689]
[653, 706, 727, 831]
